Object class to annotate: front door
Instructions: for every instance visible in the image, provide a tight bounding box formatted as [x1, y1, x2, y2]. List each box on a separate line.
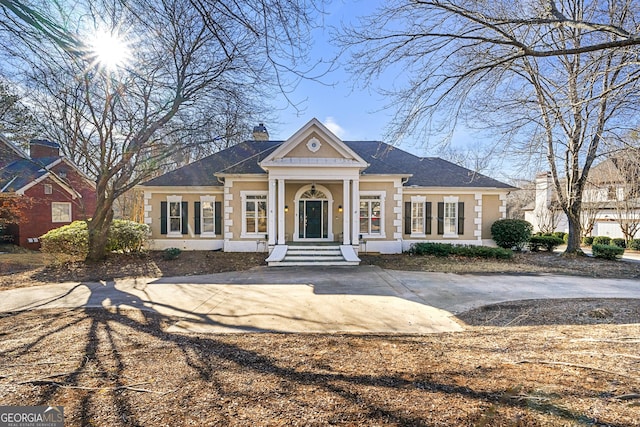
[305, 200, 322, 238]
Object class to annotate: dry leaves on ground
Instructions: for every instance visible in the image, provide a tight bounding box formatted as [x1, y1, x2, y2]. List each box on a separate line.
[0, 309, 638, 426]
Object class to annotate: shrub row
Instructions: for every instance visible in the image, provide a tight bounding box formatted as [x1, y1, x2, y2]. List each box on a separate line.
[583, 236, 640, 249]
[409, 242, 512, 259]
[40, 219, 149, 257]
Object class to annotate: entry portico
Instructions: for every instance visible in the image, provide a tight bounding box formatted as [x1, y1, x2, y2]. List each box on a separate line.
[258, 119, 369, 250]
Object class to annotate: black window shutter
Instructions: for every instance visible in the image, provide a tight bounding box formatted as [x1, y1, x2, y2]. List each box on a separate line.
[458, 202, 465, 235]
[437, 202, 444, 235]
[215, 201, 222, 235]
[160, 201, 167, 235]
[404, 201, 411, 235]
[194, 202, 201, 235]
[181, 201, 188, 235]
[426, 202, 432, 235]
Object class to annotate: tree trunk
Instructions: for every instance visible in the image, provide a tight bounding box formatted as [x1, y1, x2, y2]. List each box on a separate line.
[86, 192, 114, 263]
[564, 204, 585, 256]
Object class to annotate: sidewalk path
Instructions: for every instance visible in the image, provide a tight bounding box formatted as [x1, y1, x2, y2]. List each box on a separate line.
[1, 266, 638, 334]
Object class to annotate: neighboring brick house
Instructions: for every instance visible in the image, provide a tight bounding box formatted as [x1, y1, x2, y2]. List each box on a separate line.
[0, 136, 96, 249]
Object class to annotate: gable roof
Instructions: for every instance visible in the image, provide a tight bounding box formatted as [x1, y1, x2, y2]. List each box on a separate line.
[260, 118, 368, 169]
[0, 157, 78, 197]
[141, 138, 514, 189]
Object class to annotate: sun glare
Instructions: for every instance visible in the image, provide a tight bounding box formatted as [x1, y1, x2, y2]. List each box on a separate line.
[89, 30, 132, 71]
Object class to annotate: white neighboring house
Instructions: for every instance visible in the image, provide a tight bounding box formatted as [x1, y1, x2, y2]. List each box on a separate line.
[524, 156, 640, 240]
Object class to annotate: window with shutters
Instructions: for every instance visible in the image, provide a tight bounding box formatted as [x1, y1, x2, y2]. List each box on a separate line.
[167, 195, 183, 236]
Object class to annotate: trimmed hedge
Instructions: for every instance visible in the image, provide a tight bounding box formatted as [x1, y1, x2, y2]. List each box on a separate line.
[529, 235, 564, 252]
[611, 238, 626, 248]
[630, 239, 640, 251]
[592, 236, 611, 246]
[40, 221, 88, 258]
[41, 219, 149, 257]
[490, 219, 533, 250]
[592, 244, 624, 260]
[582, 236, 594, 246]
[408, 242, 512, 259]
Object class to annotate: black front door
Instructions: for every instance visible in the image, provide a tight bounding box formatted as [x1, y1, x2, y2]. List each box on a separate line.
[305, 200, 322, 238]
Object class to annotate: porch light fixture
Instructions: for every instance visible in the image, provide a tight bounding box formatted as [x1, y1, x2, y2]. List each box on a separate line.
[285, 205, 289, 213]
[338, 205, 343, 213]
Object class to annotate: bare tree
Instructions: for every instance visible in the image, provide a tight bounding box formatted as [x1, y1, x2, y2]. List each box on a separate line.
[338, 0, 640, 255]
[1, 0, 322, 261]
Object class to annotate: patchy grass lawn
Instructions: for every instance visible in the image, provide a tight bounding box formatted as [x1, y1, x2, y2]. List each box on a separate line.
[1, 246, 639, 425]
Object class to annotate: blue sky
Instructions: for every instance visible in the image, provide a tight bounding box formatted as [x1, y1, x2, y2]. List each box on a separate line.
[270, 1, 403, 145]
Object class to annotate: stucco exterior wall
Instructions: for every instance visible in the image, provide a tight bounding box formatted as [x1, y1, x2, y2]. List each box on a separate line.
[286, 132, 343, 159]
[482, 194, 502, 239]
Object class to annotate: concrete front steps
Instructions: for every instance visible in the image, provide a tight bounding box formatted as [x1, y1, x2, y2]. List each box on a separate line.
[265, 244, 361, 267]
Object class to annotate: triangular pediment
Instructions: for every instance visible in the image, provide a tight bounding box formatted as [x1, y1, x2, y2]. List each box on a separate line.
[260, 118, 368, 169]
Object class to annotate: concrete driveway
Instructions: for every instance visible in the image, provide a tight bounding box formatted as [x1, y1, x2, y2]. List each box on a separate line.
[1, 266, 638, 334]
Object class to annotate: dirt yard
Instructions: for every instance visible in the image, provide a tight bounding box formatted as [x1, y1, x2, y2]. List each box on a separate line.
[0, 248, 639, 425]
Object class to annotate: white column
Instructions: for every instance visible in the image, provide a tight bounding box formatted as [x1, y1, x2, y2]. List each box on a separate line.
[278, 179, 286, 244]
[343, 179, 350, 245]
[351, 178, 360, 245]
[268, 178, 276, 246]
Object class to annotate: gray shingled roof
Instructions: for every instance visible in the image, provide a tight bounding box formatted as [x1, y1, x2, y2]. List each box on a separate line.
[141, 140, 514, 189]
[0, 157, 58, 192]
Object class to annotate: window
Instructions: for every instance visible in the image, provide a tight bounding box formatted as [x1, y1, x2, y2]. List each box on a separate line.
[438, 196, 463, 238]
[169, 201, 182, 233]
[51, 202, 71, 223]
[201, 201, 215, 234]
[444, 201, 457, 235]
[44, 184, 52, 195]
[409, 196, 432, 236]
[359, 192, 385, 237]
[412, 202, 424, 234]
[243, 193, 267, 236]
[197, 196, 217, 236]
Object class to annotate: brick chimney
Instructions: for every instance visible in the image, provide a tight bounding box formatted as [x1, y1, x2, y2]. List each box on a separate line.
[29, 139, 60, 159]
[252, 123, 269, 141]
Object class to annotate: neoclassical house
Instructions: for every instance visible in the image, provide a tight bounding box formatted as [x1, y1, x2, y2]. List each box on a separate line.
[139, 119, 514, 265]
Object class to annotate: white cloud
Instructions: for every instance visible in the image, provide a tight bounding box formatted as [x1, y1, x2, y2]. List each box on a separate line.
[323, 116, 347, 139]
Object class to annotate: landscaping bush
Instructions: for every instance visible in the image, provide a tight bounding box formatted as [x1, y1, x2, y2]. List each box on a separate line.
[582, 236, 594, 246]
[40, 221, 88, 258]
[592, 236, 611, 246]
[611, 238, 626, 249]
[41, 219, 149, 258]
[553, 231, 566, 240]
[453, 245, 513, 259]
[592, 244, 624, 260]
[529, 235, 564, 252]
[163, 247, 182, 260]
[630, 239, 640, 251]
[490, 219, 533, 250]
[106, 220, 149, 253]
[409, 242, 453, 256]
[408, 242, 512, 259]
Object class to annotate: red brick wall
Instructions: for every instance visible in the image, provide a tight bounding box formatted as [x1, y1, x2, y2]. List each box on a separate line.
[16, 168, 96, 250]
